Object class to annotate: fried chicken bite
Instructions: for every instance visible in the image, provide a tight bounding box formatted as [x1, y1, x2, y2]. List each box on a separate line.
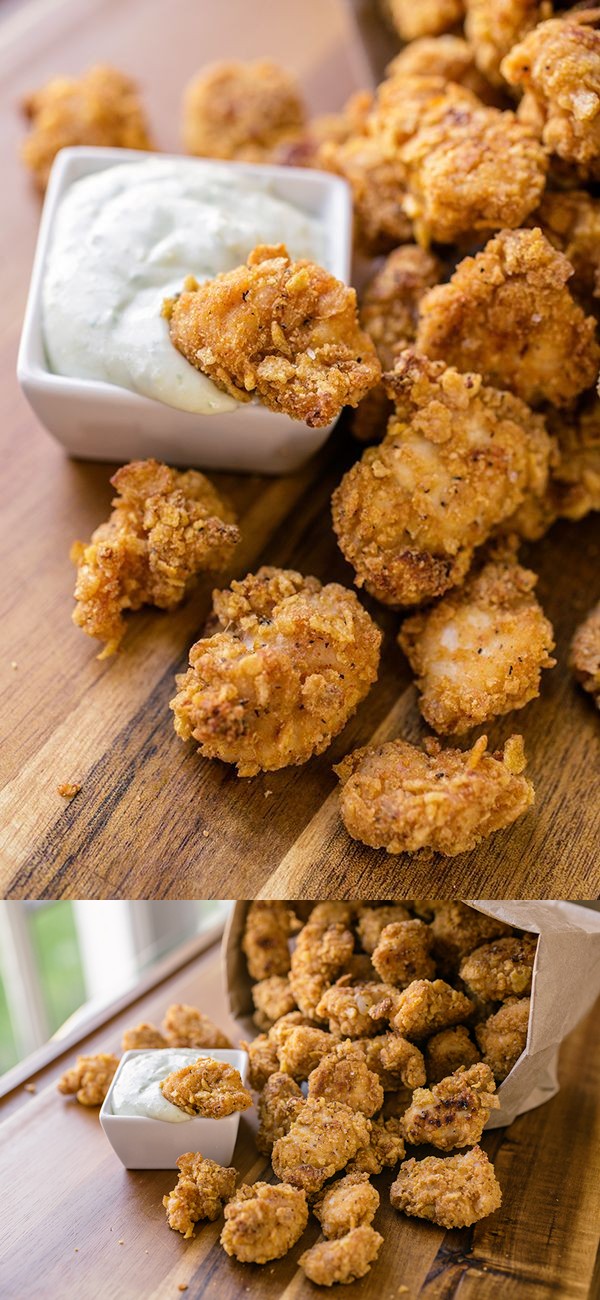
[221, 1181, 308, 1264]
[425, 1025, 482, 1084]
[464, 0, 552, 87]
[391, 1145, 502, 1227]
[300, 1224, 383, 1287]
[121, 1022, 167, 1052]
[534, 189, 600, 311]
[242, 901, 300, 981]
[272, 1100, 372, 1194]
[318, 131, 413, 255]
[256, 1072, 305, 1155]
[476, 996, 531, 1080]
[273, 90, 373, 169]
[165, 244, 381, 427]
[386, 0, 465, 40]
[389, 979, 474, 1040]
[430, 902, 513, 974]
[386, 34, 496, 100]
[252, 976, 297, 1032]
[313, 1172, 380, 1239]
[182, 59, 305, 162]
[570, 601, 600, 708]
[403, 1062, 499, 1150]
[71, 460, 238, 658]
[57, 1053, 120, 1106]
[160, 1057, 252, 1118]
[347, 1115, 406, 1176]
[162, 1004, 232, 1050]
[371, 920, 436, 989]
[276, 1026, 339, 1081]
[332, 351, 552, 608]
[360, 246, 444, 373]
[357, 905, 412, 954]
[399, 549, 556, 734]
[307, 1041, 385, 1117]
[241, 1033, 280, 1092]
[459, 935, 538, 1001]
[416, 228, 600, 408]
[335, 733, 535, 856]
[163, 1153, 237, 1238]
[20, 65, 152, 192]
[170, 567, 381, 777]
[362, 1033, 427, 1089]
[309, 902, 357, 927]
[502, 13, 600, 178]
[316, 981, 399, 1038]
[289, 918, 356, 1021]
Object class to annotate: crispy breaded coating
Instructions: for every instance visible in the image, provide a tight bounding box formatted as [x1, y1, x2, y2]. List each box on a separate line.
[360, 246, 443, 373]
[256, 1072, 305, 1155]
[160, 1057, 252, 1118]
[464, 0, 552, 86]
[290, 918, 356, 1020]
[274, 90, 374, 169]
[570, 601, 600, 708]
[459, 936, 538, 1001]
[313, 1172, 380, 1239]
[387, 0, 465, 41]
[476, 996, 531, 1081]
[221, 1181, 308, 1264]
[390, 979, 474, 1041]
[162, 1004, 232, 1050]
[121, 1022, 167, 1052]
[399, 550, 556, 734]
[416, 228, 600, 408]
[332, 351, 552, 608]
[335, 733, 535, 856]
[166, 244, 381, 427]
[316, 981, 399, 1038]
[535, 189, 600, 310]
[252, 976, 297, 1032]
[20, 65, 152, 192]
[399, 98, 547, 246]
[386, 35, 495, 100]
[430, 902, 513, 974]
[511, 397, 600, 538]
[391, 1145, 502, 1227]
[362, 1033, 427, 1089]
[347, 1115, 406, 1176]
[403, 1062, 499, 1149]
[502, 14, 600, 178]
[241, 1033, 280, 1092]
[346, 953, 378, 983]
[425, 1025, 482, 1084]
[371, 920, 436, 988]
[163, 1153, 237, 1238]
[299, 1224, 384, 1286]
[318, 130, 413, 255]
[242, 901, 300, 981]
[277, 1026, 339, 1081]
[307, 1041, 385, 1117]
[182, 60, 305, 162]
[357, 905, 412, 954]
[272, 1100, 372, 1194]
[309, 902, 357, 927]
[57, 1053, 120, 1106]
[268, 1011, 316, 1044]
[71, 460, 238, 657]
[171, 567, 381, 777]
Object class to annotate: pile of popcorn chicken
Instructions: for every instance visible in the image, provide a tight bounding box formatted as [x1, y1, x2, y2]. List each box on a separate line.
[56, 900, 535, 1286]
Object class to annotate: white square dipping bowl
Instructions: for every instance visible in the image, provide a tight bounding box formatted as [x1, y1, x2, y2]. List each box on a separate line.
[99, 1047, 250, 1170]
[17, 147, 353, 475]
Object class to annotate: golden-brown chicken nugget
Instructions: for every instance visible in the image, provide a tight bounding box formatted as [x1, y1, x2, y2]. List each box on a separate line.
[163, 1153, 237, 1238]
[570, 601, 600, 708]
[57, 1052, 120, 1106]
[160, 1057, 252, 1118]
[252, 975, 297, 1031]
[387, 0, 465, 41]
[182, 60, 305, 161]
[390, 978, 474, 1040]
[122, 1022, 167, 1052]
[313, 1172, 380, 1239]
[256, 1071, 305, 1155]
[307, 1041, 385, 1117]
[391, 1145, 502, 1227]
[221, 1181, 308, 1263]
[459, 936, 537, 1001]
[464, 0, 552, 86]
[403, 1062, 499, 1149]
[242, 900, 300, 982]
[371, 919, 436, 988]
[300, 1224, 384, 1286]
[476, 996, 531, 1081]
[272, 1099, 371, 1194]
[347, 1115, 406, 1176]
[425, 1025, 482, 1084]
[162, 1004, 232, 1050]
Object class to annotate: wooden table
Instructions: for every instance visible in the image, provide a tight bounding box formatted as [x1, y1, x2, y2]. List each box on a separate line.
[1, 937, 598, 1299]
[0, 0, 598, 901]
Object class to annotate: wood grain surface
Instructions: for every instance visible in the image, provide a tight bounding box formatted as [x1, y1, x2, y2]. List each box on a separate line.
[0, 0, 598, 901]
[1, 938, 598, 1300]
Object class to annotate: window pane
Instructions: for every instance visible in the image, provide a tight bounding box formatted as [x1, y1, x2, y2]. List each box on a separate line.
[28, 903, 86, 1035]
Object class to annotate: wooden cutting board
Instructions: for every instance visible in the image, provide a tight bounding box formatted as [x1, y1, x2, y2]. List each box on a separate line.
[1, 938, 598, 1300]
[0, 0, 598, 900]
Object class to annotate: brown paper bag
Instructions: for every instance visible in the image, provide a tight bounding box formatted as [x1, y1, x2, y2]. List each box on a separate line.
[222, 901, 600, 1124]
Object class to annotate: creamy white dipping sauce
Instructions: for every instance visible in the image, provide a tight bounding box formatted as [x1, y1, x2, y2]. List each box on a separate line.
[111, 1049, 212, 1122]
[42, 158, 326, 414]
